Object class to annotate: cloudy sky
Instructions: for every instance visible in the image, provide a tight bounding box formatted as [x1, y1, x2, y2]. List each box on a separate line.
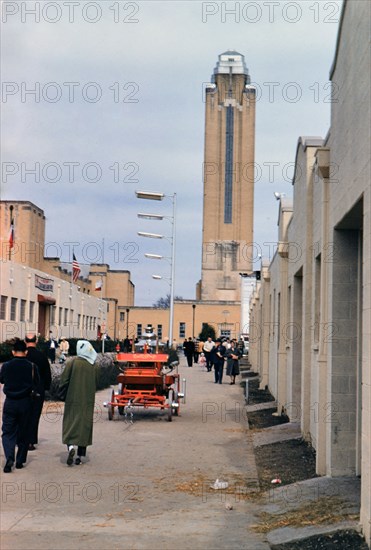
[2, 0, 343, 305]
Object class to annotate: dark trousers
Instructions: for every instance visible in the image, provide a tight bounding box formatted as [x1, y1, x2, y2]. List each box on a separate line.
[186, 354, 193, 367]
[204, 352, 213, 371]
[29, 393, 44, 445]
[2, 397, 33, 464]
[214, 362, 224, 384]
[194, 351, 200, 363]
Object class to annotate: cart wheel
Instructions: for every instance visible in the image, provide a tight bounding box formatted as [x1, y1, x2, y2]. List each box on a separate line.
[167, 389, 174, 422]
[108, 389, 115, 421]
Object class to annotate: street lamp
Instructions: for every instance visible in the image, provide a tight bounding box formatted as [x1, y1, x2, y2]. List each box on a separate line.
[137, 231, 164, 239]
[136, 191, 164, 201]
[136, 190, 177, 346]
[145, 253, 168, 260]
[138, 213, 164, 221]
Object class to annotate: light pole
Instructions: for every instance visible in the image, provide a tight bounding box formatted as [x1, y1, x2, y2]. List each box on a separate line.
[192, 304, 196, 339]
[126, 308, 129, 337]
[136, 191, 177, 346]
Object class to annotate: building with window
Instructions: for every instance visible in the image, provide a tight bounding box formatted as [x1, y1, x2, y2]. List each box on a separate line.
[249, 1, 370, 542]
[0, 200, 134, 340]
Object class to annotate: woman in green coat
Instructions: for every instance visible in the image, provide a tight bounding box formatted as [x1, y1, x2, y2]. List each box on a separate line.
[60, 340, 100, 466]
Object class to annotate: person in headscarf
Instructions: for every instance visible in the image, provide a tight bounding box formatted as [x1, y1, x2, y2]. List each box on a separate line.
[60, 340, 100, 466]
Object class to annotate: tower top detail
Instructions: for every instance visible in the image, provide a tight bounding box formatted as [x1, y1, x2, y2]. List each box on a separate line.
[213, 50, 249, 79]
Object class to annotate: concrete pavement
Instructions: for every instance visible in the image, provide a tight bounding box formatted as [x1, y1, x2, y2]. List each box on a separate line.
[0, 355, 270, 550]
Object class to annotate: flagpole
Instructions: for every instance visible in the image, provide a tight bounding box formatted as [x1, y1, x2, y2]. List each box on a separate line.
[8, 205, 14, 261]
[70, 250, 73, 337]
[101, 279, 105, 354]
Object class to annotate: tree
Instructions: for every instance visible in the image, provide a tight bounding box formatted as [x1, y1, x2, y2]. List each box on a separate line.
[152, 294, 183, 309]
[199, 323, 216, 341]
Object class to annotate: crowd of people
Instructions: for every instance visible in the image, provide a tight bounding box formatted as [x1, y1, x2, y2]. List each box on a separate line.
[0, 335, 99, 473]
[1, 332, 245, 474]
[182, 336, 244, 385]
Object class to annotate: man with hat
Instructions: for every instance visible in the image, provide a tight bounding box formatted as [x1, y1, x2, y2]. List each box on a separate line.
[0, 339, 38, 472]
[25, 333, 51, 450]
[213, 338, 226, 384]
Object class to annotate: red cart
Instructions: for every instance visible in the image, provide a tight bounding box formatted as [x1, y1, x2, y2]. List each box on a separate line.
[105, 351, 183, 421]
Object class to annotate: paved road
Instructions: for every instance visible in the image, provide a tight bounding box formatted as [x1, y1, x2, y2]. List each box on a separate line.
[1, 356, 270, 550]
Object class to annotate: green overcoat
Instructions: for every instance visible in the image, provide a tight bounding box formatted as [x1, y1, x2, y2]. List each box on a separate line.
[61, 357, 100, 447]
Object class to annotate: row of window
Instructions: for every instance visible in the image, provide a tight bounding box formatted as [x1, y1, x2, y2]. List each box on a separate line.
[134, 323, 232, 340]
[134, 324, 227, 340]
[135, 323, 193, 340]
[1, 296, 34, 323]
[0, 296, 98, 332]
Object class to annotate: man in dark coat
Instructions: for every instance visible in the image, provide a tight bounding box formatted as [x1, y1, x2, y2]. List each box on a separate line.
[213, 339, 226, 384]
[47, 331, 58, 364]
[25, 333, 52, 450]
[183, 337, 195, 367]
[0, 339, 37, 473]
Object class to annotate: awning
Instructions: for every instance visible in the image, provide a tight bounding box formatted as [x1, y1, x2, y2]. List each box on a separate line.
[37, 294, 56, 305]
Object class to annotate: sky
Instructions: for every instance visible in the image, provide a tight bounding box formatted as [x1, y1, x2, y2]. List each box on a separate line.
[1, 0, 343, 305]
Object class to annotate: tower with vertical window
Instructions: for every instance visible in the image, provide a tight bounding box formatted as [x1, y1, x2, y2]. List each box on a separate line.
[200, 51, 255, 301]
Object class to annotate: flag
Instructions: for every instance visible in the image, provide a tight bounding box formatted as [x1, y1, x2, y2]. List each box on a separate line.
[8, 216, 14, 250]
[95, 279, 103, 291]
[72, 253, 81, 282]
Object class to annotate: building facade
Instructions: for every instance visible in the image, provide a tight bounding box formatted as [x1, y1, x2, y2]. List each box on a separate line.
[249, 1, 370, 542]
[124, 300, 241, 345]
[0, 200, 135, 340]
[200, 51, 255, 301]
[0, 260, 105, 341]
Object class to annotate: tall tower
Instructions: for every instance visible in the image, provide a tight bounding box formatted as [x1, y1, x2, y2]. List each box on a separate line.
[200, 51, 255, 301]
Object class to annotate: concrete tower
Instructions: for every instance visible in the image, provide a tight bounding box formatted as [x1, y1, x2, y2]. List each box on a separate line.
[200, 51, 255, 301]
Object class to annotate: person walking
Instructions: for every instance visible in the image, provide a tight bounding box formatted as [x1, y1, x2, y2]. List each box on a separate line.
[226, 339, 242, 385]
[0, 339, 38, 473]
[59, 337, 69, 357]
[47, 332, 58, 364]
[123, 337, 131, 352]
[213, 339, 226, 384]
[193, 339, 201, 364]
[25, 333, 52, 450]
[60, 340, 100, 466]
[203, 337, 215, 372]
[183, 337, 195, 367]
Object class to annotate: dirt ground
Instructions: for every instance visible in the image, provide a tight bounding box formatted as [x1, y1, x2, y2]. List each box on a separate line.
[245, 377, 276, 405]
[270, 529, 369, 550]
[254, 439, 317, 491]
[245, 378, 316, 491]
[244, 376, 367, 549]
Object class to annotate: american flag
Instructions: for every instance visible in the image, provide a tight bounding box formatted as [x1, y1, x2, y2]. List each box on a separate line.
[72, 253, 81, 282]
[8, 216, 14, 249]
